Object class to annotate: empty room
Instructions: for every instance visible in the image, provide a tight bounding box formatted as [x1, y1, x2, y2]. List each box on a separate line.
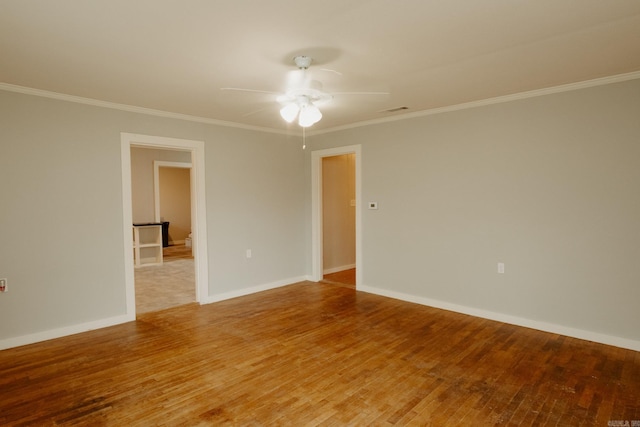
[1, 1, 639, 425]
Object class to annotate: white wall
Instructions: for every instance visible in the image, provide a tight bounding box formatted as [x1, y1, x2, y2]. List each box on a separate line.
[159, 166, 191, 243]
[309, 78, 640, 347]
[130, 147, 191, 224]
[0, 90, 306, 347]
[203, 125, 307, 293]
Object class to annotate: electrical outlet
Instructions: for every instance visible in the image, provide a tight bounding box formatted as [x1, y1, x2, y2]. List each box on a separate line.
[246, 249, 252, 259]
[0, 278, 7, 292]
[497, 263, 505, 274]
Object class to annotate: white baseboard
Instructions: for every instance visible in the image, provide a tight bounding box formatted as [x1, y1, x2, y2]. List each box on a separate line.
[11, 280, 633, 355]
[323, 264, 356, 275]
[0, 313, 134, 351]
[201, 276, 309, 304]
[1, 276, 310, 350]
[358, 285, 640, 352]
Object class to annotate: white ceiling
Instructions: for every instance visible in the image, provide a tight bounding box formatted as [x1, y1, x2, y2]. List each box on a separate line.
[2, 0, 640, 133]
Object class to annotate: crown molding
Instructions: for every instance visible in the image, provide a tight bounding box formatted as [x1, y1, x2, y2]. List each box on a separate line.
[0, 82, 294, 136]
[311, 70, 640, 135]
[3, 70, 639, 137]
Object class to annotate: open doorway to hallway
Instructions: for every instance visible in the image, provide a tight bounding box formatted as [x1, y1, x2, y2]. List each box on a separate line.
[320, 154, 356, 288]
[311, 144, 361, 288]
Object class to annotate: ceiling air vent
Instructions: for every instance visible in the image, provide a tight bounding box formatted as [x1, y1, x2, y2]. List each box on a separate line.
[381, 106, 409, 113]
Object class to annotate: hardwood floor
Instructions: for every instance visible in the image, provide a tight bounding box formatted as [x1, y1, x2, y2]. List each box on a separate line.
[322, 268, 356, 287]
[1, 282, 638, 425]
[163, 243, 194, 260]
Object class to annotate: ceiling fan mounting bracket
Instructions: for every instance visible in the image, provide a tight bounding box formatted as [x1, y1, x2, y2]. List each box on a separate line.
[294, 55, 312, 70]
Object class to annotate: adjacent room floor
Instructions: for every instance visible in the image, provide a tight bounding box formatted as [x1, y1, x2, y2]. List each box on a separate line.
[322, 268, 356, 288]
[134, 244, 195, 314]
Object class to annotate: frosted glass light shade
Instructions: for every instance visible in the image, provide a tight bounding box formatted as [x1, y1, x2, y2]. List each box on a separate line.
[280, 103, 299, 123]
[298, 104, 322, 127]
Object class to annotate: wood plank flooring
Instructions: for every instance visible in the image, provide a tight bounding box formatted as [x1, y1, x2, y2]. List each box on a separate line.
[322, 268, 356, 287]
[1, 282, 639, 425]
[163, 244, 194, 261]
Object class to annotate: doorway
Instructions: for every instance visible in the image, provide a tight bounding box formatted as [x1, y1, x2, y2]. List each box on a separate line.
[155, 160, 193, 249]
[133, 155, 195, 313]
[321, 154, 356, 287]
[311, 145, 362, 288]
[121, 133, 209, 319]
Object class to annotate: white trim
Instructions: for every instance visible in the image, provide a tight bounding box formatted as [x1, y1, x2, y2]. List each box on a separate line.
[153, 160, 192, 223]
[3, 71, 639, 136]
[308, 71, 640, 135]
[121, 133, 209, 313]
[358, 285, 640, 352]
[120, 143, 137, 320]
[202, 276, 308, 304]
[0, 82, 291, 135]
[0, 314, 131, 351]
[323, 264, 356, 275]
[311, 145, 362, 287]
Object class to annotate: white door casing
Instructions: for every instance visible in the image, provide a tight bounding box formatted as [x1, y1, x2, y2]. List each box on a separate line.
[121, 133, 209, 317]
[311, 145, 362, 286]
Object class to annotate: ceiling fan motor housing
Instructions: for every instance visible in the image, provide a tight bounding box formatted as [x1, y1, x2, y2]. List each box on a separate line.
[294, 55, 312, 69]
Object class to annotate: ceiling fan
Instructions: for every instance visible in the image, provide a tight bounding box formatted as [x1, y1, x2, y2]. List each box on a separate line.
[221, 55, 388, 128]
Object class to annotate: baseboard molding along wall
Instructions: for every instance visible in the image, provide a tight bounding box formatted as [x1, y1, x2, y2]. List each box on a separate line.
[323, 264, 356, 275]
[0, 276, 310, 350]
[9, 278, 634, 353]
[202, 276, 309, 304]
[0, 313, 134, 351]
[358, 285, 640, 352]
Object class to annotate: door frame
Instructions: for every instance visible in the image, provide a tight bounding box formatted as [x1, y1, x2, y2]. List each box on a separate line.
[121, 133, 209, 317]
[311, 145, 361, 287]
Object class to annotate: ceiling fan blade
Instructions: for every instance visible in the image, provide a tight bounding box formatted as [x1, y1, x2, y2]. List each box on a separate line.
[319, 68, 343, 76]
[220, 87, 279, 95]
[331, 91, 390, 96]
[242, 107, 269, 117]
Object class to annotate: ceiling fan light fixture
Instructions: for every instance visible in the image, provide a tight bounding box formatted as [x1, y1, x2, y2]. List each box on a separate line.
[279, 102, 299, 123]
[274, 56, 336, 127]
[298, 103, 322, 127]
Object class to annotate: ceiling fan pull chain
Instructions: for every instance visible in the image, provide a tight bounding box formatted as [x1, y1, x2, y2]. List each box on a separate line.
[302, 126, 306, 150]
